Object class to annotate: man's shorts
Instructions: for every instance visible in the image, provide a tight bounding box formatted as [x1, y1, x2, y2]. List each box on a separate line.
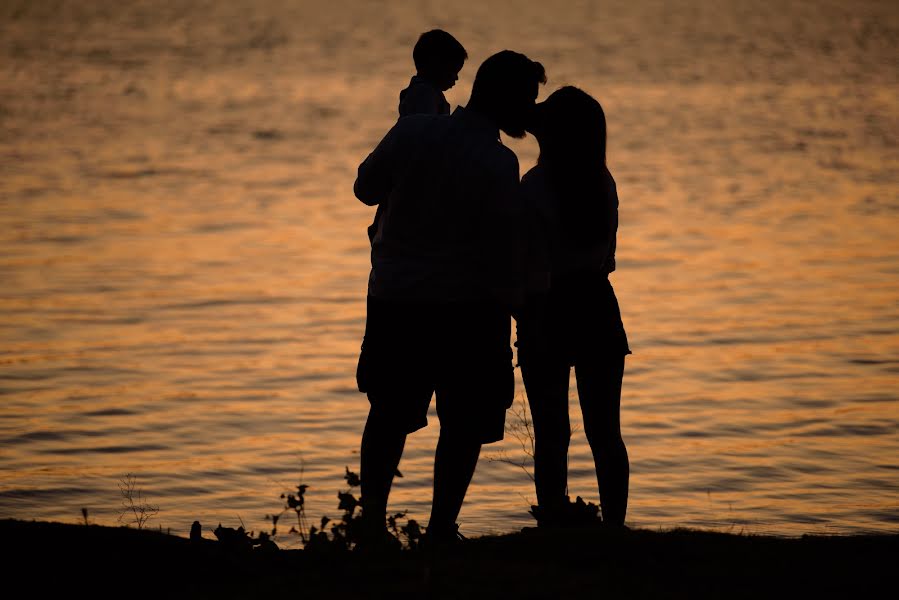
[356, 295, 514, 444]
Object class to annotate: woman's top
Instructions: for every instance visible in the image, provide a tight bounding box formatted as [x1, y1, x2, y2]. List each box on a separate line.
[517, 163, 629, 364]
[519, 163, 618, 296]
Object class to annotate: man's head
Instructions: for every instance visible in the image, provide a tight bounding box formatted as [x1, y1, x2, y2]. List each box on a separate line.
[413, 29, 468, 92]
[468, 50, 547, 138]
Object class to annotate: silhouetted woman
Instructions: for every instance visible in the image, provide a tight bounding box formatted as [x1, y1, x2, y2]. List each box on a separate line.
[517, 86, 630, 527]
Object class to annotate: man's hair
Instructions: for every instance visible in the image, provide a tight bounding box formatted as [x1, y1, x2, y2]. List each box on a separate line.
[413, 30, 468, 74]
[469, 50, 547, 137]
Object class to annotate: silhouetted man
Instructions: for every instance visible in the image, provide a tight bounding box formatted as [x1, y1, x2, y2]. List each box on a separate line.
[354, 50, 546, 544]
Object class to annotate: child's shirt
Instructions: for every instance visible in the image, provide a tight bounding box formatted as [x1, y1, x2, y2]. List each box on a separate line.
[398, 76, 450, 117]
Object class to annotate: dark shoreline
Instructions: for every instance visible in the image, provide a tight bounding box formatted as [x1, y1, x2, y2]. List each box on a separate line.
[4, 518, 896, 599]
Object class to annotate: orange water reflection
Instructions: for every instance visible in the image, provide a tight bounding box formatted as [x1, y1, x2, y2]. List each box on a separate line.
[1, 0, 897, 540]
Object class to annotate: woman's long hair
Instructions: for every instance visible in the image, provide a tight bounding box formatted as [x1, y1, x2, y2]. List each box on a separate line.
[535, 86, 612, 250]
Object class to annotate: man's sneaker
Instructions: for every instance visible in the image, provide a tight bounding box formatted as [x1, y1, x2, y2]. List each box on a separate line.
[353, 525, 403, 555]
[420, 523, 467, 555]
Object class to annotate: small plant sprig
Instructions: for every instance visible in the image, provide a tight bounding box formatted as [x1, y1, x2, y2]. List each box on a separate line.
[212, 522, 277, 553]
[269, 465, 422, 552]
[267, 461, 310, 543]
[389, 510, 423, 551]
[307, 467, 363, 550]
[118, 473, 159, 529]
[486, 394, 537, 482]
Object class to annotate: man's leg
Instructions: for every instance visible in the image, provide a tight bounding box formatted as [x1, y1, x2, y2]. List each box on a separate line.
[428, 430, 481, 538]
[426, 301, 505, 538]
[360, 403, 407, 535]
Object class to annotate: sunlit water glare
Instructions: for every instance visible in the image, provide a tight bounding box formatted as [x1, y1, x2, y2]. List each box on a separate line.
[1, 0, 897, 543]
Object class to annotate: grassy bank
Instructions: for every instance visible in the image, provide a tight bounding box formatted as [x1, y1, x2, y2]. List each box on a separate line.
[3, 518, 895, 599]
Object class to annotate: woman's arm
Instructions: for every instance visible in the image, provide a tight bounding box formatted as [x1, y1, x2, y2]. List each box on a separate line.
[603, 172, 619, 274]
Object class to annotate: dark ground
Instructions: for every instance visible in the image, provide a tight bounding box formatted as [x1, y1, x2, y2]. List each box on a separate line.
[4, 519, 896, 599]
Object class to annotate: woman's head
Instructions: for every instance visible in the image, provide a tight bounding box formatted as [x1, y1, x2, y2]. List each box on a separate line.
[530, 87, 613, 250]
[531, 86, 606, 167]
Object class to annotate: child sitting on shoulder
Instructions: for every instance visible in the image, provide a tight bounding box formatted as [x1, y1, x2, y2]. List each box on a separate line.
[398, 29, 467, 117]
[367, 30, 468, 243]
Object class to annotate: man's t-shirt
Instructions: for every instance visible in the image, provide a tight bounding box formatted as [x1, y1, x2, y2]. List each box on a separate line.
[354, 107, 523, 306]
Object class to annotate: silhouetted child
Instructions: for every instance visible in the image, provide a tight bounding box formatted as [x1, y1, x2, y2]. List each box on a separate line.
[366, 30, 468, 242]
[398, 29, 468, 117]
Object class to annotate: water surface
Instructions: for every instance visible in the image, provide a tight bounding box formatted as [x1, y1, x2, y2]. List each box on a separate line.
[1, 0, 897, 542]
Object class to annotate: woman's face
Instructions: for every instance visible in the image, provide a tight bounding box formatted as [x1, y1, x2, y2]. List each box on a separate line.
[528, 98, 568, 149]
[527, 89, 604, 154]
[526, 101, 550, 141]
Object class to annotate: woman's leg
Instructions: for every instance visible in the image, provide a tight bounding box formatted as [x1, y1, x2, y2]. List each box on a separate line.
[576, 354, 629, 526]
[521, 358, 572, 510]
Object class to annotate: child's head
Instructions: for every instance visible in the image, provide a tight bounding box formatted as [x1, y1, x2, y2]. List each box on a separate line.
[413, 30, 467, 92]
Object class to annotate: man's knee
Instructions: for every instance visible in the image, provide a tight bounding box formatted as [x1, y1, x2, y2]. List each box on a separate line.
[365, 402, 409, 436]
[436, 424, 485, 451]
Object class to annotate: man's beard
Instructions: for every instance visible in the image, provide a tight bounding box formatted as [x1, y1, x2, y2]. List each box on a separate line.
[501, 127, 528, 139]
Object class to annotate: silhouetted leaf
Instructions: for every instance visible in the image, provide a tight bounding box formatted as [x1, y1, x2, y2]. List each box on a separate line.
[344, 467, 361, 487]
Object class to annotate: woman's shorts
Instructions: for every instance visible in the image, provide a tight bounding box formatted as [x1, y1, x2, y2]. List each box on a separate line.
[517, 275, 630, 368]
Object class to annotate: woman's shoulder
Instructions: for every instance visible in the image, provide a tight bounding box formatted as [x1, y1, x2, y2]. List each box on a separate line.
[521, 164, 547, 187]
[520, 165, 558, 230]
[520, 165, 554, 203]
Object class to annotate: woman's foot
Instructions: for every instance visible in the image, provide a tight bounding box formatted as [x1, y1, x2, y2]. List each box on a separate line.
[529, 496, 602, 528]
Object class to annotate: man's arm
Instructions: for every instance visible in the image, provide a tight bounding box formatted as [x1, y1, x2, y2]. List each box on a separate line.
[519, 170, 551, 297]
[482, 150, 527, 311]
[354, 124, 404, 206]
